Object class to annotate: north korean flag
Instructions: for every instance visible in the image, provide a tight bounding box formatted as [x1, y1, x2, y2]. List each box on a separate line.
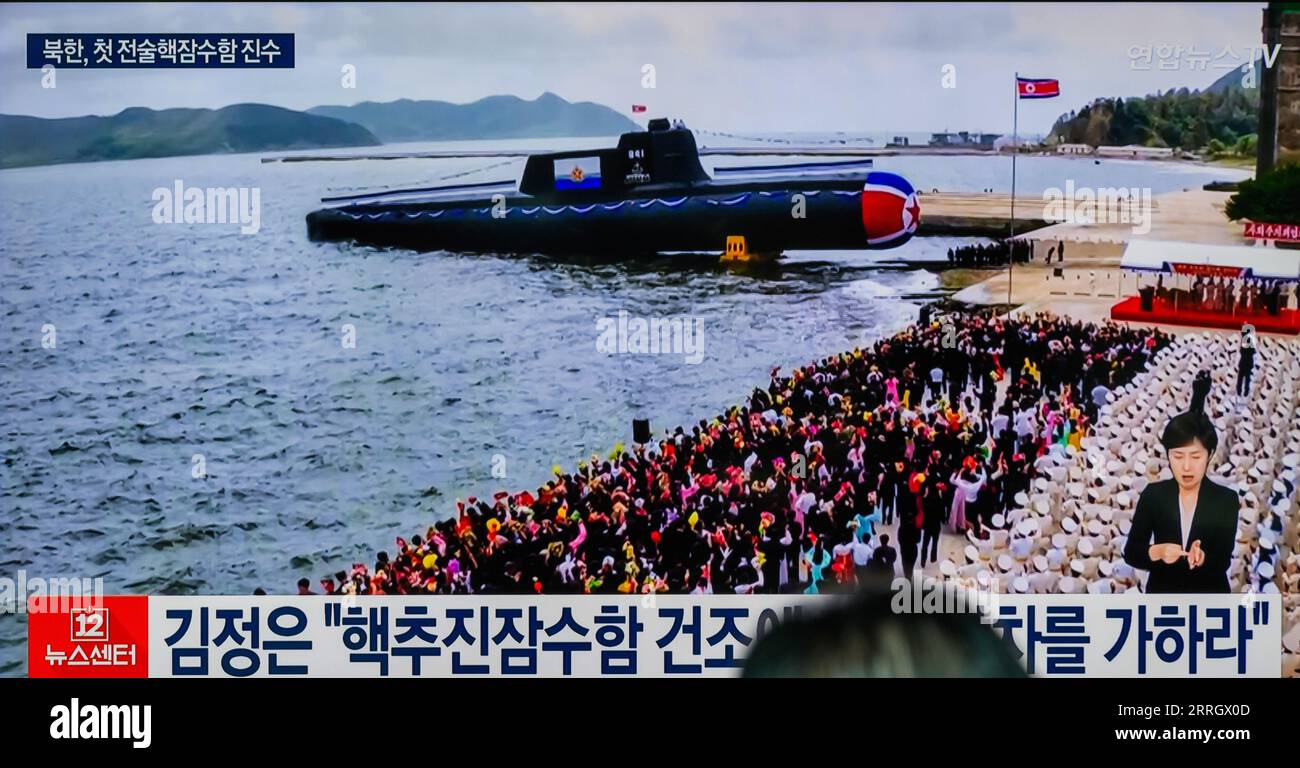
[632, 104, 647, 113]
[1017, 77, 1059, 99]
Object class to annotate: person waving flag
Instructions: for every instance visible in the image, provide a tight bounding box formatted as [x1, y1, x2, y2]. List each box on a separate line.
[1016, 77, 1060, 99]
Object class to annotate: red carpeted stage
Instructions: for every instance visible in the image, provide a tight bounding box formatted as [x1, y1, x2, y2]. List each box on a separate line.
[1110, 297, 1300, 334]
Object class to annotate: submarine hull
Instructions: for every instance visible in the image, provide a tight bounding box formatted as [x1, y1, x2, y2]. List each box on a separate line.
[306, 186, 916, 255]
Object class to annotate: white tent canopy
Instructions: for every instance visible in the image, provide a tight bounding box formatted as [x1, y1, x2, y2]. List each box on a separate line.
[1120, 240, 1300, 281]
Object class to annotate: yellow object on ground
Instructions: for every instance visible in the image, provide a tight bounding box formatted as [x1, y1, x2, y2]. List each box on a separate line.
[721, 235, 750, 263]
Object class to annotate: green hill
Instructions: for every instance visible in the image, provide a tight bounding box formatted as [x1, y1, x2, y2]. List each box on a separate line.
[0, 103, 380, 169]
[308, 92, 640, 143]
[1047, 61, 1259, 152]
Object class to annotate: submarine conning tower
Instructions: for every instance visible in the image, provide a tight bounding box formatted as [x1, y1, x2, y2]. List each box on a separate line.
[518, 118, 710, 200]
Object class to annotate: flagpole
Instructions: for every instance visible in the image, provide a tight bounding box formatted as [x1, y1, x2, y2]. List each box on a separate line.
[1008, 71, 1018, 309]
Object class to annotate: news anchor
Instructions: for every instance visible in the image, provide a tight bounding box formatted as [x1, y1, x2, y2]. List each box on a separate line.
[1123, 410, 1239, 593]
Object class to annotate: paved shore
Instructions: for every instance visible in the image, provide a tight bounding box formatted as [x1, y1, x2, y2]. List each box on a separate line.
[949, 189, 1274, 332]
[916, 192, 1047, 237]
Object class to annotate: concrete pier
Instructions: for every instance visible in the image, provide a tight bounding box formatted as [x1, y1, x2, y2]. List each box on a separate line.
[915, 192, 1048, 238]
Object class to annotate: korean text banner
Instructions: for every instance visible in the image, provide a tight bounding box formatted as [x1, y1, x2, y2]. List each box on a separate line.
[26, 34, 294, 68]
[30, 594, 1283, 678]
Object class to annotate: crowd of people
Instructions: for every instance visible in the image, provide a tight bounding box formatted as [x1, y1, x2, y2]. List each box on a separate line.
[947, 239, 1036, 268]
[298, 310, 1171, 597]
[1149, 274, 1298, 317]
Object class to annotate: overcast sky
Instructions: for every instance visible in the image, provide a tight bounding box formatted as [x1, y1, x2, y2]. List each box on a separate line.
[0, 2, 1270, 134]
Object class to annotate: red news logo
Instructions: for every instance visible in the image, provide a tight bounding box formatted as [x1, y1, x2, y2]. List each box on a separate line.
[28, 596, 148, 677]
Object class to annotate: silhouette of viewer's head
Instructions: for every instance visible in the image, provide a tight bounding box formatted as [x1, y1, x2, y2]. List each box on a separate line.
[1160, 411, 1217, 491]
[742, 588, 1025, 678]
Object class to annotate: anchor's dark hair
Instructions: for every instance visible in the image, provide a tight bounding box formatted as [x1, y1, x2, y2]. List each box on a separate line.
[1160, 409, 1218, 454]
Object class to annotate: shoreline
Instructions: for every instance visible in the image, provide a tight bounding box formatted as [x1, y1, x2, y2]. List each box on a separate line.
[2, 138, 1256, 173]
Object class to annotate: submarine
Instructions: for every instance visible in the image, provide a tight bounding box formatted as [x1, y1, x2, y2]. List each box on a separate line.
[305, 118, 920, 258]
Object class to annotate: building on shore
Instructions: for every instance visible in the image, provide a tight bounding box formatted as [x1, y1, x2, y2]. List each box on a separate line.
[1055, 143, 1093, 156]
[1096, 145, 1174, 160]
[928, 131, 1001, 149]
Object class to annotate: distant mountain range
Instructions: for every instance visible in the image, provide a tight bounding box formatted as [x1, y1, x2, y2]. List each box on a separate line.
[0, 92, 640, 169]
[308, 92, 640, 142]
[0, 103, 379, 169]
